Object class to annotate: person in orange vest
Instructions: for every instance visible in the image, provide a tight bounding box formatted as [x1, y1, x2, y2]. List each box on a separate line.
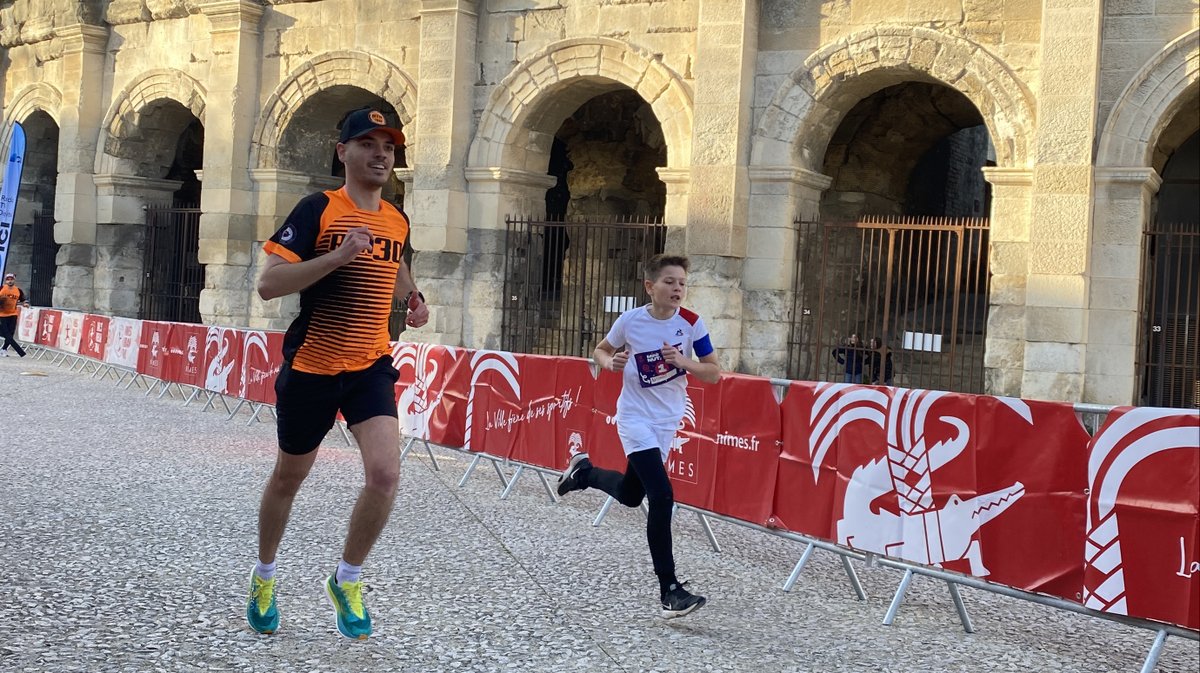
[0, 272, 30, 358]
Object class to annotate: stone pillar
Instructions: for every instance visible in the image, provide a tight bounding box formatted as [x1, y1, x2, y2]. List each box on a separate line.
[1022, 0, 1104, 402]
[742, 166, 832, 378]
[52, 23, 108, 311]
[463, 168, 556, 350]
[1085, 168, 1161, 404]
[197, 0, 264, 327]
[981, 167, 1033, 397]
[411, 0, 478, 346]
[93, 175, 182, 317]
[685, 0, 759, 370]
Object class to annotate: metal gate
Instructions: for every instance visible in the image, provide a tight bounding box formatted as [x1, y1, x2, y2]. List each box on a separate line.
[140, 203, 204, 323]
[789, 215, 991, 393]
[30, 211, 58, 306]
[502, 215, 666, 357]
[1137, 219, 1200, 408]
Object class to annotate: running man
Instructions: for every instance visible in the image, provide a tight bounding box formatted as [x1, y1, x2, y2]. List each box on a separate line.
[556, 254, 721, 618]
[0, 273, 30, 358]
[246, 107, 428, 640]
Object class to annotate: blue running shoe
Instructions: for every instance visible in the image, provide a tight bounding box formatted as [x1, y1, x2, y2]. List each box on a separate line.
[245, 569, 279, 634]
[324, 574, 372, 640]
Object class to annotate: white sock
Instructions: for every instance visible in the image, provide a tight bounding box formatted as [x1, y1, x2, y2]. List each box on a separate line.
[336, 559, 362, 584]
[254, 559, 276, 581]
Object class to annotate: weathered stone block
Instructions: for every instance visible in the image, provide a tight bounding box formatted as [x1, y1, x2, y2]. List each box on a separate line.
[1021, 370, 1084, 403]
[1026, 306, 1086, 342]
[1083, 373, 1135, 406]
[1025, 341, 1085, 373]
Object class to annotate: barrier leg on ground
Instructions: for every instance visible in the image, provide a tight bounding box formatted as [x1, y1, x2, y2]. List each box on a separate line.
[592, 496, 616, 527]
[337, 422, 353, 445]
[881, 567, 973, 633]
[534, 470, 557, 503]
[457, 453, 510, 489]
[498, 465, 558, 504]
[695, 511, 721, 553]
[226, 399, 246, 420]
[841, 555, 867, 601]
[183, 387, 202, 406]
[1141, 630, 1169, 673]
[399, 437, 440, 471]
[782, 543, 816, 592]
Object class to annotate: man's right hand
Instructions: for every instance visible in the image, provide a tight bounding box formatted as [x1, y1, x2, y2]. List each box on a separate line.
[610, 349, 630, 372]
[337, 226, 373, 263]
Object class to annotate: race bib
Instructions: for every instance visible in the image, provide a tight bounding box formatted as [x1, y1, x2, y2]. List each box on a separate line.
[634, 346, 684, 388]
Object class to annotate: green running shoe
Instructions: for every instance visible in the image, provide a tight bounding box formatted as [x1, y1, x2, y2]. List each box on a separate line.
[324, 574, 372, 640]
[245, 569, 279, 634]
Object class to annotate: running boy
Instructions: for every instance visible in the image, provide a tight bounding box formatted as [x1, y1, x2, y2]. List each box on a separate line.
[556, 253, 720, 618]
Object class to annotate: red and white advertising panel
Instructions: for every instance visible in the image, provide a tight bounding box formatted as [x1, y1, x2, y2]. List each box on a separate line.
[392, 343, 471, 448]
[240, 330, 285, 404]
[36, 309, 62, 346]
[80, 314, 110, 360]
[482, 354, 591, 471]
[666, 380, 722, 511]
[465, 350, 525, 457]
[137, 321, 173, 380]
[552, 357, 598, 472]
[204, 327, 244, 395]
[772, 383, 1091, 599]
[709, 374, 782, 526]
[1082, 407, 1200, 629]
[586, 367, 630, 472]
[166, 323, 206, 388]
[104, 317, 141, 368]
[17, 307, 39, 343]
[55, 311, 85, 354]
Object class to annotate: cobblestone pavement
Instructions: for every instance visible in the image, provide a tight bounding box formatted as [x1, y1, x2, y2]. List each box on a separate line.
[0, 352, 1197, 673]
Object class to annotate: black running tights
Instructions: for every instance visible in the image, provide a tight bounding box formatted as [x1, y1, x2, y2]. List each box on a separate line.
[583, 448, 675, 580]
[0, 316, 25, 357]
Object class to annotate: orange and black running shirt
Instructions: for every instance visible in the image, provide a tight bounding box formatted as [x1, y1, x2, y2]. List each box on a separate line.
[263, 187, 409, 375]
[0, 285, 26, 318]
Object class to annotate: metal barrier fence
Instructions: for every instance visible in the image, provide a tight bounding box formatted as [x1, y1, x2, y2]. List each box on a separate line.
[21, 341, 1199, 673]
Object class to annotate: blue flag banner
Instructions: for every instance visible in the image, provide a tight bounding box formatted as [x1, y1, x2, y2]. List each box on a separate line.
[0, 122, 27, 278]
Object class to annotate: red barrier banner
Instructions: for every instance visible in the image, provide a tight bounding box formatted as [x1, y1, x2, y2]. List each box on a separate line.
[17, 307, 39, 342]
[392, 343, 470, 448]
[36, 309, 61, 346]
[667, 379, 722, 511]
[204, 327, 244, 395]
[587, 367, 628, 472]
[137, 321, 173, 379]
[1082, 407, 1200, 629]
[773, 384, 1090, 598]
[56, 311, 85, 354]
[104, 317, 141, 368]
[464, 350, 525, 456]
[492, 354, 588, 470]
[167, 323, 205, 388]
[710, 375, 782, 526]
[80, 314, 110, 361]
[553, 358, 598, 472]
[240, 331, 285, 404]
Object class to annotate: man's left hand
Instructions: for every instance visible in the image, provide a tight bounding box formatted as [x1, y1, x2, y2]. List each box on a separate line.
[405, 294, 430, 328]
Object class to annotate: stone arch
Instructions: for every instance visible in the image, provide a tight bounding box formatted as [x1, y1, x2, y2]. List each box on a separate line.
[96, 69, 207, 174]
[468, 37, 693, 172]
[1096, 29, 1199, 169]
[753, 26, 1036, 170]
[251, 50, 418, 170]
[1, 82, 63, 151]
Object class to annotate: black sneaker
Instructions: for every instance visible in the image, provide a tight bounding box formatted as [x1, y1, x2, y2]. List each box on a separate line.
[556, 453, 591, 496]
[660, 582, 706, 619]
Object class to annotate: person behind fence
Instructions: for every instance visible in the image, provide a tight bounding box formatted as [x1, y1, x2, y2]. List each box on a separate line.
[831, 332, 865, 383]
[0, 272, 30, 358]
[245, 107, 429, 640]
[867, 336, 894, 386]
[555, 253, 721, 619]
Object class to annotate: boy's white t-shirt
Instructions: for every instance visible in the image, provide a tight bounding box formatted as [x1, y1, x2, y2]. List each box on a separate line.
[605, 304, 714, 458]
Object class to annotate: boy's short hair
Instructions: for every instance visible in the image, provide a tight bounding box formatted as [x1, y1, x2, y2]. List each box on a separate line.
[643, 254, 689, 280]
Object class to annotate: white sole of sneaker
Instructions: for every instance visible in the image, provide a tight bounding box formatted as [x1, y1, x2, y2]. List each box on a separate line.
[661, 598, 706, 619]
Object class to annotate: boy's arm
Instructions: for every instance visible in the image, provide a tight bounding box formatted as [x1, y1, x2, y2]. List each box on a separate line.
[593, 338, 629, 372]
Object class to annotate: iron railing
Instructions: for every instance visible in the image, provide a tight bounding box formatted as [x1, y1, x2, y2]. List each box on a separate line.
[789, 215, 991, 393]
[140, 203, 204, 323]
[502, 215, 666, 357]
[1137, 220, 1199, 409]
[30, 211, 58, 306]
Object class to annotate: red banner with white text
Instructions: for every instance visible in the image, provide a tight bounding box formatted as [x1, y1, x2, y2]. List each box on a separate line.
[239, 331, 285, 404]
[80, 314, 110, 360]
[36, 309, 61, 346]
[391, 342, 471, 449]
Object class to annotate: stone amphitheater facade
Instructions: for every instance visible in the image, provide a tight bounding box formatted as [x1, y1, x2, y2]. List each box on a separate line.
[1, 0, 1196, 405]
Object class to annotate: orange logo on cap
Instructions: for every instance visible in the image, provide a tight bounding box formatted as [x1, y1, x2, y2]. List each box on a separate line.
[369, 111, 386, 125]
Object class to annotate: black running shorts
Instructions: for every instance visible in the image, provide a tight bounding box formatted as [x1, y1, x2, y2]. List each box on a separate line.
[274, 355, 400, 455]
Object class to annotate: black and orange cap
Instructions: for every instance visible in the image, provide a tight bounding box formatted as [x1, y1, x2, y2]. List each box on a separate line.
[338, 107, 405, 146]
